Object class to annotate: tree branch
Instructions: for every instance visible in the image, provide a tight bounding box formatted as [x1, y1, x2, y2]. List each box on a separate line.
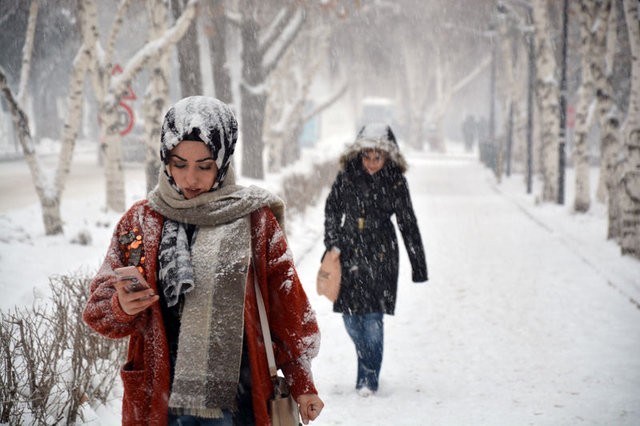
[110, 0, 200, 106]
[105, 0, 134, 71]
[303, 82, 349, 122]
[17, 0, 38, 105]
[258, 6, 295, 57]
[262, 7, 305, 75]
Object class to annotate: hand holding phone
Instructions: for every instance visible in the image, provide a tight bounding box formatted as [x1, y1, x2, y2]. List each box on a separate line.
[114, 266, 149, 293]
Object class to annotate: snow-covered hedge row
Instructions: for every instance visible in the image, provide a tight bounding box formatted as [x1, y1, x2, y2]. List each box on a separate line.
[279, 158, 339, 217]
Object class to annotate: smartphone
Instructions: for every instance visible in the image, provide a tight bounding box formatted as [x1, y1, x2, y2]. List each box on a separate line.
[114, 266, 149, 293]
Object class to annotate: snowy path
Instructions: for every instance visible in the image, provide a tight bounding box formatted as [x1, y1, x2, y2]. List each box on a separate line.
[1, 145, 638, 425]
[293, 150, 640, 425]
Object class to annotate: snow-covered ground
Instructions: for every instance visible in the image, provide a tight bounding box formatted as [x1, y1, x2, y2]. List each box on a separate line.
[1, 140, 639, 425]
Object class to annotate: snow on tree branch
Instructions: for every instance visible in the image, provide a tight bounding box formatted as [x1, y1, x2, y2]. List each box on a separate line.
[262, 7, 305, 75]
[105, 0, 134, 71]
[259, 6, 295, 55]
[303, 82, 349, 123]
[109, 0, 199, 107]
[0, 68, 35, 157]
[17, 0, 38, 106]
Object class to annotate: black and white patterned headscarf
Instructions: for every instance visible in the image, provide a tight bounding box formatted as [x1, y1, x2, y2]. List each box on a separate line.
[157, 96, 238, 307]
[160, 96, 238, 194]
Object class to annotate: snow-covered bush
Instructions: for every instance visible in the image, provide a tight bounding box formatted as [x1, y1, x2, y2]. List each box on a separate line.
[280, 158, 338, 216]
[0, 274, 125, 425]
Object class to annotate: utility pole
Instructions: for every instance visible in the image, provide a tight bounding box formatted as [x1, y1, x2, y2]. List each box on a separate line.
[558, 0, 569, 204]
[526, 9, 535, 195]
[489, 24, 497, 178]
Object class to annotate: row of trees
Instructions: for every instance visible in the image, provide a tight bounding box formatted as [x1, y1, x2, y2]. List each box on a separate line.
[1, 0, 200, 233]
[0, 0, 500, 232]
[485, 0, 639, 259]
[1, 0, 637, 258]
[0, 0, 354, 234]
[1, 0, 503, 233]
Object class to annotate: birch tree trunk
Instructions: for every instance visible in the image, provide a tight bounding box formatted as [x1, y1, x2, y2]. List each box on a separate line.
[620, 0, 640, 258]
[1, 46, 89, 236]
[573, 0, 598, 213]
[85, 0, 199, 212]
[17, 0, 38, 106]
[0, 69, 58, 234]
[53, 43, 93, 218]
[590, 0, 623, 239]
[532, 0, 560, 202]
[143, 0, 171, 193]
[0, 0, 90, 236]
[510, 33, 528, 174]
[83, 0, 127, 212]
[500, 3, 532, 175]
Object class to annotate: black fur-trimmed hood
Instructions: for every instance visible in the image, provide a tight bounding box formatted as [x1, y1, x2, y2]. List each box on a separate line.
[339, 123, 408, 173]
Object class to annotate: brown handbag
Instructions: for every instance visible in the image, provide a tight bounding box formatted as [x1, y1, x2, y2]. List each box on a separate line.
[253, 263, 301, 426]
[316, 251, 341, 302]
[269, 376, 300, 426]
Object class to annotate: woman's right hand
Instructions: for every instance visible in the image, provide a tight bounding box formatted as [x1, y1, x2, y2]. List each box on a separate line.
[298, 394, 324, 424]
[114, 280, 159, 316]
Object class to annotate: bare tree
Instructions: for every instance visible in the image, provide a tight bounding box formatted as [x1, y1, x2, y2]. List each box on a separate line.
[620, 0, 640, 258]
[410, 2, 492, 154]
[204, 0, 232, 104]
[264, 9, 348, 172]
[589, 0, 624, 240]
[574, 0, 612, 212]
[171, 0, 204, 97]
[500, 3, 534, 176]
[16, 0, 38, 106]
[0, 0, 90, 235]
[532, 0, 560, 202]
[426, 50, 491, 153]
[143, 0, 172, 193]
[230, 0, 306, 179]
[397, 32, 433, 151]
[83, 0, 200, 212]
[573, 0, 600, 213]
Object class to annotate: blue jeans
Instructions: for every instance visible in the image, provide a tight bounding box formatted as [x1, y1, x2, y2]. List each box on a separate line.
[168, 410, 233, 426]
[343, 313, 384, 391]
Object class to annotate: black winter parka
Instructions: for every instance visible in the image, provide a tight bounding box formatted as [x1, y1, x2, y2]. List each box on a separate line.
[324, 132, 428, 315]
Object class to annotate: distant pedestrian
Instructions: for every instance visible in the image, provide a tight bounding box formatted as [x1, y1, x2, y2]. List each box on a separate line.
[83, 96, 324, 425]
[462, 114, 477, 152]
[322, 123, 428, 396]
[477, 116, 488, 145]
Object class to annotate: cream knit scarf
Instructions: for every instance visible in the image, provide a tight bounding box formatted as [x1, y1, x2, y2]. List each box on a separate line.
[148, 167, 285, 418]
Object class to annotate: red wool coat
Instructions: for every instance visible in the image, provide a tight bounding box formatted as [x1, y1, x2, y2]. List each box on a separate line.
[83, 200, 320, 426]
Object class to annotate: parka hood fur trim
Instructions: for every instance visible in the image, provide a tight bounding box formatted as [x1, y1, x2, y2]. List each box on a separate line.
[339, 123, 408, 173]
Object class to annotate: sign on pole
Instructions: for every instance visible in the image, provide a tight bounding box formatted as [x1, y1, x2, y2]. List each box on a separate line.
[111, 64, 137, 136]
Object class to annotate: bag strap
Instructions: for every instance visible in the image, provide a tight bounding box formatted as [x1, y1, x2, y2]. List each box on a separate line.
[253, 260, 278, 378]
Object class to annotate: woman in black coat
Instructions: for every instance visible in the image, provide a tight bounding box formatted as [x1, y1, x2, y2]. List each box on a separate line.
[323, 123, 428, 396]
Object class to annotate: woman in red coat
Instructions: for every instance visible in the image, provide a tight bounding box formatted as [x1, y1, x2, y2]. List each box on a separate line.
[83, 96, 324, 426]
